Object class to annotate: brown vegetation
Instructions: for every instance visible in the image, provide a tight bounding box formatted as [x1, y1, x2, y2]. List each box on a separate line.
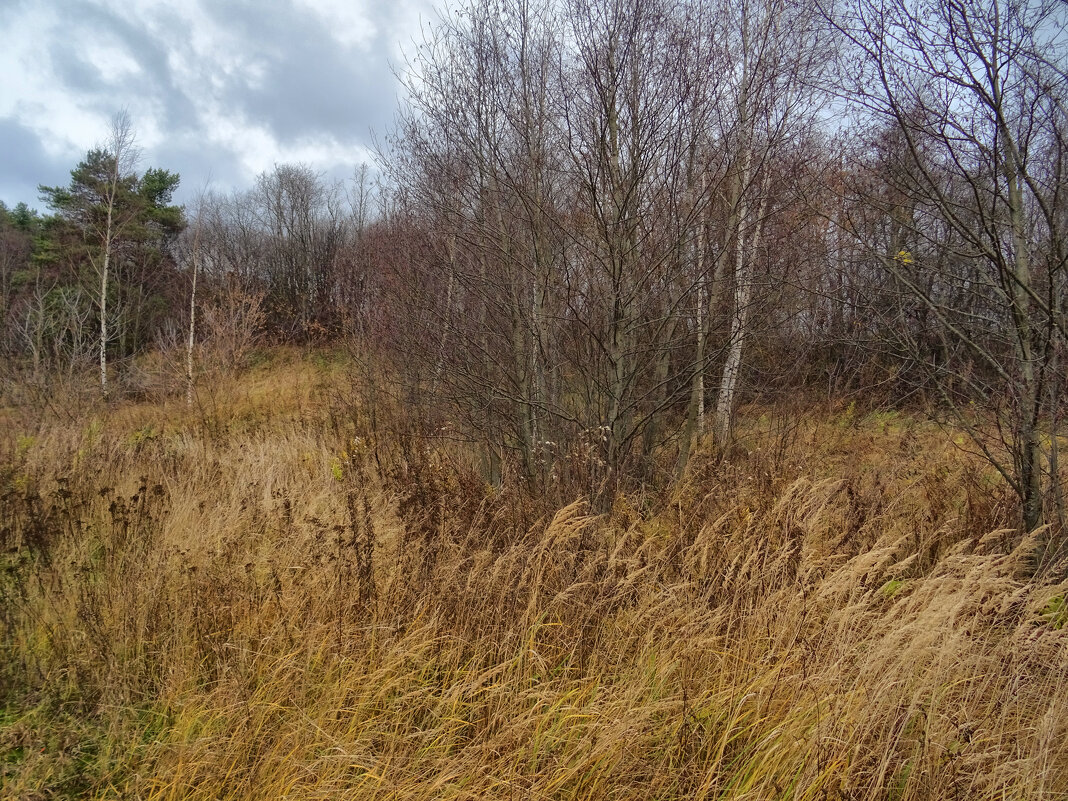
[1, 351, 1065, 800]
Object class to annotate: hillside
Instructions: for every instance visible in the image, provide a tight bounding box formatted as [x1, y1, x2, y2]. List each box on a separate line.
[1, 351, 1066, 800]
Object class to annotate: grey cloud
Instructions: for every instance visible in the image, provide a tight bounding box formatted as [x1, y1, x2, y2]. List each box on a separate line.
[205, 1, 399, 146]
[47, 3, 203, 137]
[3, 0, 417, 208]
[158, 138, 248, 200]
[0, 117, 71, 209]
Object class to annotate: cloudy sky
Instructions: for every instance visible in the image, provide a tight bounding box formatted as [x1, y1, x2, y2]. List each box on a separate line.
[0, 0, 434, 210]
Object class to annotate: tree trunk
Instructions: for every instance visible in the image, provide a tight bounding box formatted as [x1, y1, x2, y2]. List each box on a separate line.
[186, 225, 200, 407]
[100, 203, 113, 399]
[715, 159, 772, 447]
[677, 210, 709, 477]
[1002, 108, 1043, 531]
[714, 149, 753, 446]
[431, 232, 457, 396]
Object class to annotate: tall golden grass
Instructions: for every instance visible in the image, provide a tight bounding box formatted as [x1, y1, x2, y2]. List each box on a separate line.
[1, 352, 1066, 799]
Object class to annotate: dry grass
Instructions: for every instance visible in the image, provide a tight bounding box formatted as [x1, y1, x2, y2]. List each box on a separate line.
[1, 352, 1066, 800]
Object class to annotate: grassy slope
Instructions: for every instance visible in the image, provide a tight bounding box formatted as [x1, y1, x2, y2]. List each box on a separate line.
[1, 350, 1066, 800]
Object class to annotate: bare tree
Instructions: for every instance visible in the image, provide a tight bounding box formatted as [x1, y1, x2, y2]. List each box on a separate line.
[555, 0, 669, 487]
[833, 0, 1068, 532]
[709, 0, 829, 446]
[380, 0, 848, 501]
[389, 0, 571, 481]
[256, 165, 349, 336]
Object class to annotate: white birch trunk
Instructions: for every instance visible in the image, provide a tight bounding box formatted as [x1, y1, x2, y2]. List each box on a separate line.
[715, 156, 773, 445]
[100, 203, 113, 399]
[186, 222, 200, 407]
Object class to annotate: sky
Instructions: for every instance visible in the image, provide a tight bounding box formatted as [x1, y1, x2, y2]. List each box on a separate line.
[0, 0, 434, 211]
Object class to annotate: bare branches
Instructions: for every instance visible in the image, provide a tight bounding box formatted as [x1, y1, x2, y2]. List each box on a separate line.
[829, 0, 1068, 531]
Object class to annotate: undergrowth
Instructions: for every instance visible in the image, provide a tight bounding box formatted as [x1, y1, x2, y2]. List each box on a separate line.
[0, 353, 1066, 799]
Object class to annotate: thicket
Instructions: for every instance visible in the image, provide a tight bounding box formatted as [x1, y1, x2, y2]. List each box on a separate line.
[5, 0, 1067, 533]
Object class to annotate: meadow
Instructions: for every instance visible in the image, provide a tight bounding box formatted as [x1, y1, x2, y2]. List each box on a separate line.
[1, 350, 1066, 800]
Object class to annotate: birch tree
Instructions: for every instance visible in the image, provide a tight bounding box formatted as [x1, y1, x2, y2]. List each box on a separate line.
[182, 194, 208, 406]
[711, 0, 828, 446]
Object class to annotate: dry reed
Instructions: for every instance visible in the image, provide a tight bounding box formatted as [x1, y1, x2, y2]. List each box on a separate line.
[1, 353, 1065, 799]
